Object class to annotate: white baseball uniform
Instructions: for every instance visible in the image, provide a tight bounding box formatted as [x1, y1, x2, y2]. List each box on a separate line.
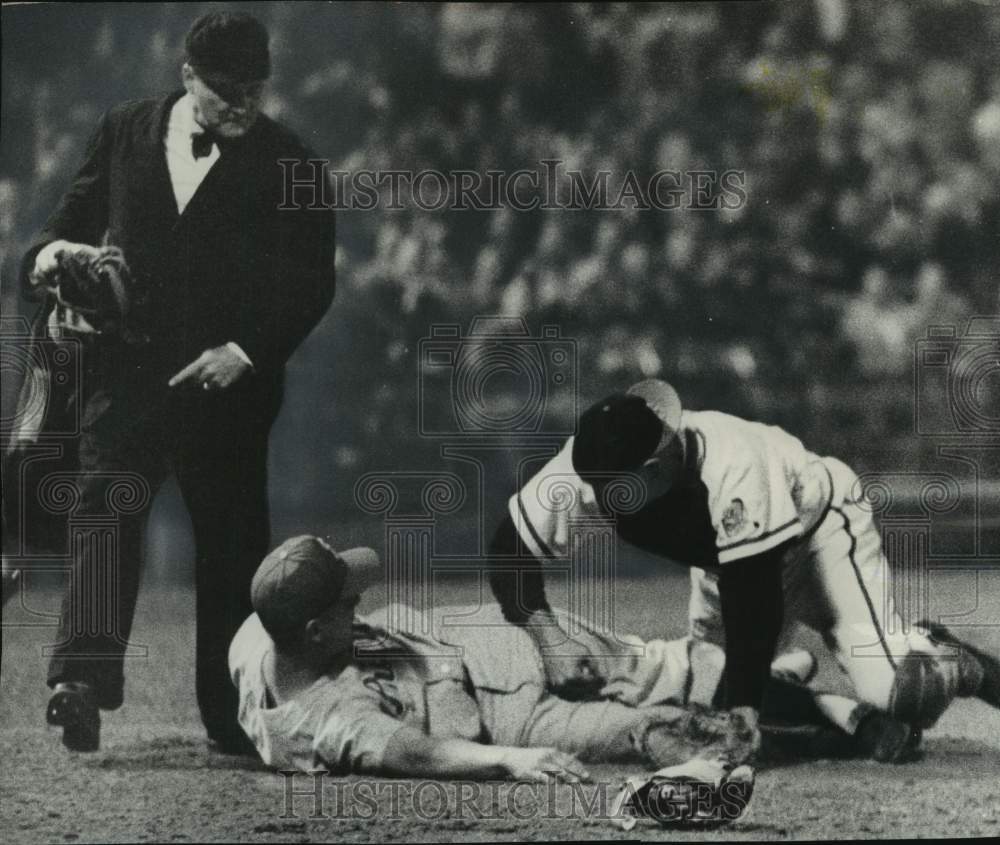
[506, 410, 959, 720]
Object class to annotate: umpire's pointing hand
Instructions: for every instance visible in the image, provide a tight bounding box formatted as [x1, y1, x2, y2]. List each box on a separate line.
[169, 345, 251, 392]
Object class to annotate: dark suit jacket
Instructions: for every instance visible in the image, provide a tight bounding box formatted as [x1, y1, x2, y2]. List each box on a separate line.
[21, 90, 336, 400]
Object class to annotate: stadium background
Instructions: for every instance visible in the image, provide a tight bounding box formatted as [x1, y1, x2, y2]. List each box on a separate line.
[2, 4, 1000, 842]
[2, 1, 998, 562]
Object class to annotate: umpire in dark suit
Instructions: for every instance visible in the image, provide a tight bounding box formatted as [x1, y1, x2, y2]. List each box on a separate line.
[18, 12, 335, 753]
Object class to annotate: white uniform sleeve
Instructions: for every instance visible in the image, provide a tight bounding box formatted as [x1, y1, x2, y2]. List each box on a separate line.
[508, 437, 601, 559]
[695, 412, 803, 565]
[227, 614, 271, 759]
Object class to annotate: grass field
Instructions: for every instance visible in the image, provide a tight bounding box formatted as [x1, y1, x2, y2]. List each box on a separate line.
[3, 565, 1000, 842]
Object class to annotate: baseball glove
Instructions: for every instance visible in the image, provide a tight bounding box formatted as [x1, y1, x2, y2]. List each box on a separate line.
[612, 756, 755, 831]
[637, 704, 760, 770]
[43, 246, 143, 343]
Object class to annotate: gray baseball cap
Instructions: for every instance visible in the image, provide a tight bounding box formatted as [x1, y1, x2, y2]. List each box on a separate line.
[251, 535, 381, 641]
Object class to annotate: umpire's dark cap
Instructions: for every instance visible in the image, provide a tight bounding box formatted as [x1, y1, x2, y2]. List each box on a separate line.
[185, 11, 271, 84]
[251, 536, 380, 643]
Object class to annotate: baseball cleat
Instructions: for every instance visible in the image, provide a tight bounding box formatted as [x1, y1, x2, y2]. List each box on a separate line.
[46, 682, 100, 752]
[854, 706, 922, 763]
[918, 620, 999, 708]
[759, 722, 855, 761]
[770, 649, 819, 686]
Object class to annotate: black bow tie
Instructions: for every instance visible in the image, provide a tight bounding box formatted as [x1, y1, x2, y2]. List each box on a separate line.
[191, 130, 223, 159]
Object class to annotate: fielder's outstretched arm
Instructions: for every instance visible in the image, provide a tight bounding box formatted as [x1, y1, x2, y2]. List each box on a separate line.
[717, 545, 786, 712]
[487, 513, 553, 623]
[485, 514, 605, 698]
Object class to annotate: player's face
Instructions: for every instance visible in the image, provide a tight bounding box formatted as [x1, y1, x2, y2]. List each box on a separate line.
[310, 587, 363, 658]
[637, 435, 684, 500]
[182, 64, 265, 139]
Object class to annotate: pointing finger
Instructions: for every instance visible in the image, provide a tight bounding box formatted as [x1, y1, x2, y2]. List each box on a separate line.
[168, 354, 207, 387]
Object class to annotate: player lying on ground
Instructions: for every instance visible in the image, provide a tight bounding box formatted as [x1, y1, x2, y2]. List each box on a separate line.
[229, 535, 915, 777]
[487, 379, 1000, 761]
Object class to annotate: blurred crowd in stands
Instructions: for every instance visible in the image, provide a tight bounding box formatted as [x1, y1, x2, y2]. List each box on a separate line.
[2, 1, 997, 520]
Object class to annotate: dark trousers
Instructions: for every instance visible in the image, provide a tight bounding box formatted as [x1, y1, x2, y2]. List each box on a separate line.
[41, 344, 278, 743]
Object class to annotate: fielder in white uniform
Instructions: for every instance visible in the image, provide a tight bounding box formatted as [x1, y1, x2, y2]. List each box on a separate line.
[487, 379, 998, 758]
[228, 535, 905, 775]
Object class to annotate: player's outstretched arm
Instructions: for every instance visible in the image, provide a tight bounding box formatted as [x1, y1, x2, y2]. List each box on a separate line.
[380, 725, 590, 782]
[717, 547, 786, 762]
[524, 608, 606, 700]
[487, 514, 604, 699]
[487, 513, 553, 624]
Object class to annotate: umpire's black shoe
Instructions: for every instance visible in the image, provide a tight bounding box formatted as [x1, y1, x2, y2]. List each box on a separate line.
[207, 730, 258, 758]
[46, 682, 100, 752]
[919, 620, 998, 707]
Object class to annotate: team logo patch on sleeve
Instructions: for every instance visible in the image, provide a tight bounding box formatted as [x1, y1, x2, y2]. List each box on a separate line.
[722, 499, 748, 537]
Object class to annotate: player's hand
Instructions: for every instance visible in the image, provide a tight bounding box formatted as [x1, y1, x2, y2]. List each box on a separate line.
[31, 240, 101, 288]
[526, 609, 606, 700]
[168, 345, 251, 392]
[541, 653, 606, 701]
[725, 706, 762, 765]
[500, 746, 591, 783]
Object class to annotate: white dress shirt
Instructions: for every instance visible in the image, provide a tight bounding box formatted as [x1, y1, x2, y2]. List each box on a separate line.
[164, 93, 220, 215]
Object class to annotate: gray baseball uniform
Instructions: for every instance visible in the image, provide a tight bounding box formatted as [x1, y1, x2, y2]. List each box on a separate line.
[229, 602, 718, 773]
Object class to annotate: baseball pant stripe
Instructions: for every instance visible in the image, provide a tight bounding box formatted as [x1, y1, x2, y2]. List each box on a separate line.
[831, 504, 897, 671]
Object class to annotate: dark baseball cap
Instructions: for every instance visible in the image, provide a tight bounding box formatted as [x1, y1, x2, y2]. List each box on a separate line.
[251, 535, 381, 642]
[185, 11, 270, 84]
[572, 393, 662, 478]
[571, 380, 683, 479]
[627, 379, 683, 453]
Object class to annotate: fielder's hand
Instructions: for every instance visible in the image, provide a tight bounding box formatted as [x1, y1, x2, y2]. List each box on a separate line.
[527, 609, 606, 701]
[500, 746, 591, 783]
[725, 706, 762, 766]
[542, 653, 606, 701]
[169, 346, 251, 392]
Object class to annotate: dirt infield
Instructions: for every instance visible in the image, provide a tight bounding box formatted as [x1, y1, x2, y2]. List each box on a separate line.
[3, 574, 1000, 842]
